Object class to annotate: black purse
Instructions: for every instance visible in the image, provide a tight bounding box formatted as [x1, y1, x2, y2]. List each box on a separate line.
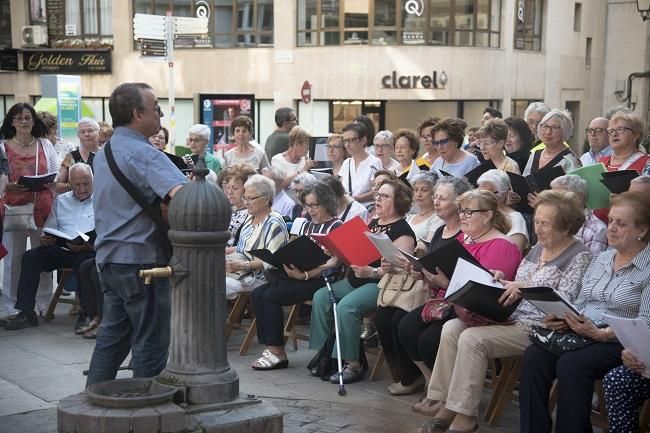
[529, 325, 595, 356]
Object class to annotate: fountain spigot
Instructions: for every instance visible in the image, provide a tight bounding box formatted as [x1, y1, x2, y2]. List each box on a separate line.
[139, 266, 173, 285]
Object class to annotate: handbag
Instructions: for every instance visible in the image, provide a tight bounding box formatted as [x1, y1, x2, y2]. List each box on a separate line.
[3, 202, 37, 231]
[377, 272, 427, 312]
[529, 325, 595, 356]
[420, 288, 455, 323]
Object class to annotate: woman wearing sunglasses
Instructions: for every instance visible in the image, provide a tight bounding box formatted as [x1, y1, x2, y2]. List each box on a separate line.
[429, 118, 480, 178]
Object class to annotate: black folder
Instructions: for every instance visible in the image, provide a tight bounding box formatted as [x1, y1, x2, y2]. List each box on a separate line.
[42, 228, 96, 246]
[526, 166, 565, 192]
[18, 172, 57, 192]
[519, 286, 581, 317]
[164, 152, 191, 172]
[249, 235, 329, 272]
[464, 159, 497, 187]
[600, 170, 639, 194]
[402, 239, 487, 277]
[506, 165, 565, 214]
[445, 281, 519, 322]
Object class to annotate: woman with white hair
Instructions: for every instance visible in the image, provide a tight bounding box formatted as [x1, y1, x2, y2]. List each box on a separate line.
[373, 130, 400, 174]
[406, 173, 443, 248]
[225, 174, 289, 299]
[53, 117, 100, 193]
[550, 174, 607, 254]
[600, 111, 649, 174]
[186, 123, 221, 173]
[525, 101, 551, 146]
[523, 109, 581, 177]
[477, 169, 529, 253]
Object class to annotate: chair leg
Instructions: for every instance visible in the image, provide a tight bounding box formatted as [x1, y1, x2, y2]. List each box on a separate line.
[484, 357, 513, 422]
[43, 270, 68, 321]
[368, 347, 385, 382]
[486, 358, 522, 426]
[283, 304, 300, 351]
[239, 318, 257, 356]
[226, 293, 249, 339]
[639, 399, 650, 432]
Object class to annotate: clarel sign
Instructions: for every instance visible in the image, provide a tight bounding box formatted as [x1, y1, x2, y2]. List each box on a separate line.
[381, 70, 445, 89]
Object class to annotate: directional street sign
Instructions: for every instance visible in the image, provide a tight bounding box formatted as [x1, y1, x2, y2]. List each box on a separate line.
[173, 17, 209, 35]
[133, 13, 167, 40]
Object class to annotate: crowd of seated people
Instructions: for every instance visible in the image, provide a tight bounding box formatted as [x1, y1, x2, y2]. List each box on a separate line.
[3, 100, 650, 433]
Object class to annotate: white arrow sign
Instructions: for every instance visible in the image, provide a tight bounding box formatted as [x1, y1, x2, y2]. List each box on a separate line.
[173, 16, 208, 35]
[133, 13, 167, 40]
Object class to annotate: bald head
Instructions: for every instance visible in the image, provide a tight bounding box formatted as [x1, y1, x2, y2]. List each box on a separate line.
[586, 117, 610, 153]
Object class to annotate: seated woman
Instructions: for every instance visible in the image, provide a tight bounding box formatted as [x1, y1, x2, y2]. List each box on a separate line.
[221, 164, 256, 247]
[271, 126, 315, 190]
[551, 174, 608, 254]
[320, 175, 369, 223]
[380, 177, 471, 398]
[430, 118, 480, 178]
[518, 191, 650, 433]
[477, 169, 529, 253]
[415, 190, 592, 433]
[250, 182, 342, 370]
[604, 349, 650, 433]
[225, 174, 289, 299]
[373, 130, 400, 174]
[367, 169, 400, 219]
[309, 179, 416, 384]
[395, 129, 427, 180]
[326, 133, 346, 178]
[261, 167, 295, 219]
[477, 118, 520, 174]
[406, 173, 443, 249]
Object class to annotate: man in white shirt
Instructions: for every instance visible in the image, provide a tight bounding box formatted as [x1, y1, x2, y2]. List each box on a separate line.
[4, 163, 95, 330]
[580, 117, 612, 166]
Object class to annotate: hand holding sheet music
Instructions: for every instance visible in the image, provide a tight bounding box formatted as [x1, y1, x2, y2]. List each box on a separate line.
[603, 315, 650, 378]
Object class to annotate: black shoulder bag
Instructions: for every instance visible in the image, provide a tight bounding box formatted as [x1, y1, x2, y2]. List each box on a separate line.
[104, 141, 172, 261]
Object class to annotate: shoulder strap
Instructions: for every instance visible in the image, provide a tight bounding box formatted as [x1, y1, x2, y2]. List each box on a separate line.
[340, 202, 353, 221]
[104, 141, 165, 229]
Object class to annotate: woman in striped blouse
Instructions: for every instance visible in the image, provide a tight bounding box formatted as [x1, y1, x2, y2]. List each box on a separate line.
[518, 191, 650, 433]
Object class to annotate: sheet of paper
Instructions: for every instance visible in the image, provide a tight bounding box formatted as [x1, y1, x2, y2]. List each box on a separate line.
[365, 232, 403, 266]
[445, 258, 502, 298]
[527, 299, 579, 317]
[603, 315, 650, 377]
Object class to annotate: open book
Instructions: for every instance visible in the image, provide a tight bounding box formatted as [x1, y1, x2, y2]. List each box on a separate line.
[309, 216, 381, 266]
[42, 227, 96, 246]
[249, 235, 329, 272]
[519, 286, 581, 317]
[18, 172, 58, 192]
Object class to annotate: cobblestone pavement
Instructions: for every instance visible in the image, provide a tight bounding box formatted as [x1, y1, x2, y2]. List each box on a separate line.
[0, 303, 525, 433]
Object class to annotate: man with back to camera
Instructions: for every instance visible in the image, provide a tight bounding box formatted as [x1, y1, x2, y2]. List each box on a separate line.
[85, 83, 187, 387]
[265, 107, 298, 160]
[580, 117, 612, 166]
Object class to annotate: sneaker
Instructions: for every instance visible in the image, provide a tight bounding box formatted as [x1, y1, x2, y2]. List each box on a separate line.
[4, 310, 38, 330]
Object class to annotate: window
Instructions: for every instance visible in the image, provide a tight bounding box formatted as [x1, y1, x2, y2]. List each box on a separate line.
[0, 0, 10, 48]
[585, 36, 591, 69]
[573, 2, 581, 32]
[134, 0, 274, 48]
[511, 99, 539, 118]
[297, 0, 501, 47]
[513, 0, 543, 51]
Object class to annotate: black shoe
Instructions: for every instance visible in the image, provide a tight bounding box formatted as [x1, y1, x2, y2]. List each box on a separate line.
[4, 310, 38, 330]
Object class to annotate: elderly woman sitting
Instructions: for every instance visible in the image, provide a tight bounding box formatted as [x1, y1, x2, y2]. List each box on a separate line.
[309, 179, 416, 384]
[518, 191, 650, 433]
[225, 174, 289, 299]
[251, 182, 342, 370]
[221, 164, 256, 247]
[550, 174, 607, 254]
[523, 109, 581, 176]
[186, 124, 221, 173]
[406, 173, 443, 247]
[477, 169, 529, 253]
[415, 190, 592, 433]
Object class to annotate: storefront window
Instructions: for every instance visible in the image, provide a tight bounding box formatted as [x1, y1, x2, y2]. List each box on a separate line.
[513, 0, 543, 51]
[134, 0, 274, 48]
[297, 0, 501, 47]
[0, 0, 11, 49]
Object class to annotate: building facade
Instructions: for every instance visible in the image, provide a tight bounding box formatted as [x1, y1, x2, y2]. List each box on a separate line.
[0, 0, 648, 152]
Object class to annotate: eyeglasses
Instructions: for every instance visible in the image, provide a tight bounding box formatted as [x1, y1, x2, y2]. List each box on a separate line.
[458, 208, 489, 218]
[303, 203, 321, 210]
[607, 126, 634, 136]
[78, 128, 98, 134]
[243, 195, 263, 203]
[373, 143, 391, 149]
[342, 137, 360, 145]
[13, 116, 33, 123]
[540, 124, 562, 133]
[479, 140, 499, 147]
[585, 128, 606, 135]
[527, 120, 541, 128]
[374, 192, 393, 201]
[326, 144, 345, 150]
[432, 138, 451, 147]
[187, 137, 207, 143]
[145, 105, 163, 115]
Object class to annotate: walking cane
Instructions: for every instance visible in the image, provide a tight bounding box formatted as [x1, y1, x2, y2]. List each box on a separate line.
[323, 274, 346, 396]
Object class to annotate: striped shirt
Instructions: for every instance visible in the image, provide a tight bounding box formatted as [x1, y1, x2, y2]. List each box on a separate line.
[575, 243, 650, 327]
[236, 211, 289, 273]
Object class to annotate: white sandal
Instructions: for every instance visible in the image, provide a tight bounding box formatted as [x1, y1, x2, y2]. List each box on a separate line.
[251, 349, 289, 371]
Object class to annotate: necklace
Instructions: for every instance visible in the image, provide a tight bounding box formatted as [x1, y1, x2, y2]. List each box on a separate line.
[468, 227, 491, 243]
[417, 207, 435, 217]
[13, 136, 35, 147]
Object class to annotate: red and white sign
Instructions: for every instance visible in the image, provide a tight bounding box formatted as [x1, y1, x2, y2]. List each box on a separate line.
[301, 81, 312, 104]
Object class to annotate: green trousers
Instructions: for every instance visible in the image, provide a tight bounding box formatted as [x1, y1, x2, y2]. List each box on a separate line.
[308, 278, 379, 361]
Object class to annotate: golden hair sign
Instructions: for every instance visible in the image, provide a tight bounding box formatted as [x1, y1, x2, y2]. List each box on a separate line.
[22, 49, 111, 73]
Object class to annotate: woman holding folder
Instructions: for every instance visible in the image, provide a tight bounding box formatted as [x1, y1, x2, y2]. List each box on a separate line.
[309, 179, 416, 384]
[518, 191, 650, 433]
[414, 190, 591, 433]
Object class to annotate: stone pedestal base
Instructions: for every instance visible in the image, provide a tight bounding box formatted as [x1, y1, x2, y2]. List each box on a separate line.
[57, 393, 282, 433]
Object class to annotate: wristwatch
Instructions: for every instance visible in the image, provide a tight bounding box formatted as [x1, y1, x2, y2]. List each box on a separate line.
[372, 268, 379, 279]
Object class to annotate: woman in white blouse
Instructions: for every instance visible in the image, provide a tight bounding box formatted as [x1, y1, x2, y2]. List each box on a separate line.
[406, 173, 443, 251]
[271, 126, 316, 189]
[339, 122, 382, 207]
[223, 116, 270, 171]
[477, 169, 529, 253]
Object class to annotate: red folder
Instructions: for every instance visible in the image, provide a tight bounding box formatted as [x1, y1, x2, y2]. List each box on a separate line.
[310, 216, 381, 266]
[0, 244, 7, 260]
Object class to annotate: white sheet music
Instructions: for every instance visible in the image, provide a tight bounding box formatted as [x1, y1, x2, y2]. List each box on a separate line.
[445, 258, 503, 299]
[604, 315, 650, 378]
[364, 232, 403, 266]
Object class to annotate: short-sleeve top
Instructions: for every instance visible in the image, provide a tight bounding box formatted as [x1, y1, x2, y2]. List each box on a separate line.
[224, 145, 270, 171]
[348, 218, 416, 288]
[235, 211, 289, 274]
[507, 210, 529, 241]
[431, 152, 481, 177]
[462, 237, 523, 281]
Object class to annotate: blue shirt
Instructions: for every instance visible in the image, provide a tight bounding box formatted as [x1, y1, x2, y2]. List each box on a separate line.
[93, 126, 187, 265]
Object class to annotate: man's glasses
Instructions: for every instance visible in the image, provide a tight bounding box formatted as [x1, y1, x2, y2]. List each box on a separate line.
[585, 128, 606, 135]
[607, 126, 634, 136]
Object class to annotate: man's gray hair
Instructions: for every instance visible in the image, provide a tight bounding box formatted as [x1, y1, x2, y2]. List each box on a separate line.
[477, 169, 511, 193]
[188, 123, 211, 140]
[540, 109, 574, 140]
[69, 162, 93, 179]
[524, 102, 551, 121]
[551, 174, 587, 202]
[78, 117, 100, 131]
[245, 174, 276, 206]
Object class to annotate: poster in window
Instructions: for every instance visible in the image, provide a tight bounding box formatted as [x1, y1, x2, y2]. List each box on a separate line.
[30, 0, 47, 23]
[197, 93, 255, 156]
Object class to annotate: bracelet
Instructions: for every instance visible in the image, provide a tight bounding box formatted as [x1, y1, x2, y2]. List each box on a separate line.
[304, 271, 309, 281]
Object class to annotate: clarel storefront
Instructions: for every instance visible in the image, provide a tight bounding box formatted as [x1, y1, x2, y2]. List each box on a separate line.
[1, 0, 638, 154]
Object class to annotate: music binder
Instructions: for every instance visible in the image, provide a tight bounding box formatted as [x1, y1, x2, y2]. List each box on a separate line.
[464, 159, 497, 187]
[400, 238, 487, 277]
[249, 235, 329, 272]
[600, 169, 639, 194]
[309, 216, 381, 266]
[445, 280, 518, 322]
[42, 228, 96, 246]
[18, 172, 58, 192]
[519, 286, 581, 317]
